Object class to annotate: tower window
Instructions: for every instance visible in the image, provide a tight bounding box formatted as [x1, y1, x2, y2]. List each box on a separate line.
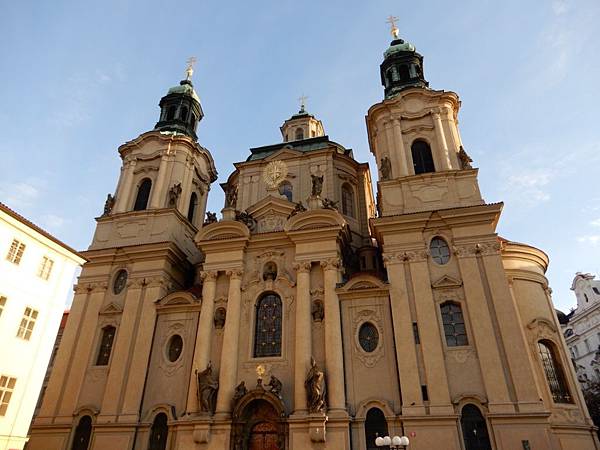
[96, 326, 116, 366]
[295, 128, 304, 140]
[166, 106, 176, 121]
[399, 65, 410, 81]
[440, 302, 468, 347]
[253, 293, 282, 358]
[411, 140, 435, 174]
[180, 106, 188, 121]
[133, 178, 152, 211]
[187, 192, 198, 222]
[538, 340, 572, 403]
[279, 181, 293, 202]
[341, 183, 355, 218]
[71, 415, 92, 450]
[364, 407, 389, 450]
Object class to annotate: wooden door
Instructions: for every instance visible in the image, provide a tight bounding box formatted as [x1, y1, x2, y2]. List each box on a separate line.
[248, 421, 280, 450]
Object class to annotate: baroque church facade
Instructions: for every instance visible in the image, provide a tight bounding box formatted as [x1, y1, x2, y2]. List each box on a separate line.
[28, 29, 599, 450]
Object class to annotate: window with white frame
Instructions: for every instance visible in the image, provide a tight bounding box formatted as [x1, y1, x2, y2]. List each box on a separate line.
[0, 375, 16, 416]
[37, 256, 54, 280]
[0, 297, 6, 318]
[16, 307, 38, 340]
[6, 239, 25, 265]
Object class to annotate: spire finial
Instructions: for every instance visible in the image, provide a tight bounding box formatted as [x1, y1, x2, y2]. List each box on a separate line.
[185, 56, 197, 81]
[386, 15, 400, 39]
[298, 94, 308, 113]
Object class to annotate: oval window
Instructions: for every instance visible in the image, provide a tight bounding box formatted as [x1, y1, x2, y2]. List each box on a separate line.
[167, 334, 183, 362]
[113, 270, 128, 295]
[359, 322, 379, 353]
[430, 237, 451, 265]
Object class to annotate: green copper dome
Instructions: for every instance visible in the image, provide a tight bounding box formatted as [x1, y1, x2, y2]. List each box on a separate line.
[167, 81, 201, 103]
[384, 38, 416, 58]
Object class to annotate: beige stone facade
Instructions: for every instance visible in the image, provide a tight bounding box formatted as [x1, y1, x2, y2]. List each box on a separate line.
[27, 35, 599, 450]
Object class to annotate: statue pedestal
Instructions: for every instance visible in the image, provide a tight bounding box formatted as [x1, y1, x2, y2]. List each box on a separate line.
[192, 418, 212, 444]
[306, 195, 323, 210]
[221, 207, 236, 221]
[308, 413, 328, 442]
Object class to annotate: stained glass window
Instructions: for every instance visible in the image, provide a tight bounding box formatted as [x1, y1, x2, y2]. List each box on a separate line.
[359, 322, 379, 353]
[440, 302, 468, 347]
[538, 340, 572, 403]
[254, 293, 282, 358]
[96, 326, 116, 366]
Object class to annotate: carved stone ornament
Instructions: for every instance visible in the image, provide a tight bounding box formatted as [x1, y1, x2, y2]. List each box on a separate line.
[102, 193, 115, 217]
[232, 381, 248, 406]
[311, 174, 324, 196]
[353, 309, 384, 368]
[453, 242, 502, 257]
[196, 362, 219, 414]
[288, 201, 307, 218]
[200, 270, 218, 282]
[457, 146, 473, 169]
[267, 375, 283, 398]
[235, 210, 257, 231]
[311, 300, 324, 322]
[214, 307, 226, 329]
[382, 250, 428, 265]
[321, 198, 339, 211]
[305, 357, 326, 413]
[204, 211, 218, 225]
[380, 156, 392, 181]
[263, 160, 288, 189]
[320, 258, 341, 270]
[167, 182, 182, 207]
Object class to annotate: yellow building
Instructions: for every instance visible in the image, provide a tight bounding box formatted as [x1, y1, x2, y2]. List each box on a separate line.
[0, 203, 84, 450]
[28, 29, 599, 450]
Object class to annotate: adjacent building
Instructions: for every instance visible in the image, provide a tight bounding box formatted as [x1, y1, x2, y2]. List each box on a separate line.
[560, 273, 600, 386]
[0, 203, 85, 450]
[27, 26, 600, 450]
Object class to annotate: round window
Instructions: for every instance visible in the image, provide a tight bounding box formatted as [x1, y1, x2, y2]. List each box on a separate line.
[113, 270, 128, 295]
[430, 237, 451, 265]
[358, 322, 379, 353]
[167, 334, 183, 362]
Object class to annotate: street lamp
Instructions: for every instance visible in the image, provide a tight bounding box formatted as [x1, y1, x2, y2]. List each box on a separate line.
[375, 435, 410, 449]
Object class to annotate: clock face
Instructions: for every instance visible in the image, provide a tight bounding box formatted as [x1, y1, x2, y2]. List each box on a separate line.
[113, 270, 128, 295]
[263, 160, 288, 189]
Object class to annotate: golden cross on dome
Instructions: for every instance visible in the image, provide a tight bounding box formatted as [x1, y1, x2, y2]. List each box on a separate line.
[386, 15, 400, 39]
[298, 94, 308, 112]
[185, 56, 197, 81]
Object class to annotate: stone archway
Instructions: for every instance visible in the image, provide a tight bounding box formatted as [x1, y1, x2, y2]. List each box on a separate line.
[231, 388, 287, 450]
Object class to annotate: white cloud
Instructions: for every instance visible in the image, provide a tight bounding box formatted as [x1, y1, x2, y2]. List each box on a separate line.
[41, 214, 66, 229]
[504, 168, 554, 203]
[591, 218, 600, 227]
[577, 235, 600, 246]
[552, 0, 569, 16]
[0, 181, 40, 208]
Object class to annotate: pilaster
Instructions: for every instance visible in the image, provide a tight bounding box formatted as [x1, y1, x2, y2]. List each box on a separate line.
[292, 261, 312, 414]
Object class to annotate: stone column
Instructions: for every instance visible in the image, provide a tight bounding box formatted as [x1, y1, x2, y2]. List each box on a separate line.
[150, 155, 170, 208]
[186, 270, 218, 413]
[179, 156, 193, 214]
[392, 118, 409, 177]
[320, 258, 346, 414]
[432, 110, 452, 171]
[293, 261, 312, 414]
[383, 120, 401, 179]
[215, 269, 243, 416]
[114, 159, 136, 213]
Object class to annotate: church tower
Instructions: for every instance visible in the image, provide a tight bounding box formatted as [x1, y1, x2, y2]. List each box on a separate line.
[28, 63, 217, 449]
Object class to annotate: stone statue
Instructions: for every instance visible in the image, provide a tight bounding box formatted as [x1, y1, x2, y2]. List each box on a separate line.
[224, 184, 238, 208]
[204, 211, 217, 225]
[235, 210, 257, 231]
[214, 307, 226, 329]
[168, 183, 182, 207]
[102, 194, 115, 216]
[380, 156, 392, 181]
[322, 198, 338, 211]
[311, 300, 324, 322]
[457, 146, 473, 169]
[305, 357, 326, 413]
[196, 362, 219, 413]
[288, 201, 307, 218]
[311, 174, 323, 197]
[232, 381, 247, 405]
[267, 375, 283, 398]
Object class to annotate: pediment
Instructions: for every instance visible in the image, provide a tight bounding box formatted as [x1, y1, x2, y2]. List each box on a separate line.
[431, 275, 463, 289]
[263, 147, 303, 161]
[155, 291, 199, 308]
[247, 196, 296, 233]
[196, 220, 250, 241]
[99, 302, 123, 315]
[337, 274, 388, 292]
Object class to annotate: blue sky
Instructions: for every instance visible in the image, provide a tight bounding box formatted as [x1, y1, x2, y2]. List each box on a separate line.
[0, 0, 599, 311]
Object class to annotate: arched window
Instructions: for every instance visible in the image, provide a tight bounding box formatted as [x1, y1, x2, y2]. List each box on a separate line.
[295, 128, 304, 140]
[187, 192, 198, 222]
[279, 181, 293, 202]
[133, 178, 152, 211]
[148, 413, 168, 450]
[95, 326, 116, 366]
[180, 106, 188, 121]
[399, 65, 410, 81]
[71, 415, 92, 450]
[341, 184, 355, 217]
[411, 140, 435, 174]
[365, 407, 389, 450]
[460, 404, 491, 450]
[254, 293, 282, 358]
[440, 302, 468, 347]
[166, 106, 176, 121]
[538, 340, 572, 403]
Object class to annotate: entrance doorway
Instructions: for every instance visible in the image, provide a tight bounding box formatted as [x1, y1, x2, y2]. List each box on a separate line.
[248, 421, 280, 450]
[460, 404, 492, 450]
[231, 394, 287, 450]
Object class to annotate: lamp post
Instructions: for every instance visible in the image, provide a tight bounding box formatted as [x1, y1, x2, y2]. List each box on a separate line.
[375, 435, 410, 449]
